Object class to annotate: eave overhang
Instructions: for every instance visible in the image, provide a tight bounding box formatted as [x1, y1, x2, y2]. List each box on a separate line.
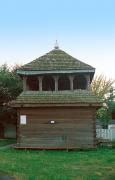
[17, 69, 95, 75]
[10, 102, 102, 108]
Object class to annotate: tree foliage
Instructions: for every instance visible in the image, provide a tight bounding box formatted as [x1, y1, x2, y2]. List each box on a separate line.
[96, 88, 115, 128]
[91, 74, 115, 100]
[0, 64, 22, 105]
[106, 88, 115, 112]
[96, 107, 111, 128]
[0, 64, 22, 117]
[91, 74, 115, 127]
[0, 87, 11, 105]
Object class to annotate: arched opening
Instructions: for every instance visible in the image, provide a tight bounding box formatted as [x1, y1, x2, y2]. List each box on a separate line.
[27, 76, 39, 91]
[73, 75, 87, 90]
[58, 76, 70, 90]
[42, 76, 55, 91]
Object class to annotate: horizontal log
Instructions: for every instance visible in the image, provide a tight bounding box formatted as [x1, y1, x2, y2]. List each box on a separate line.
[28, 117, 93, 123]
[19, 142, 94, 147]
[20, 108, 94, 115]
[20, 113, 93, 119]
[20, 122, 93, 128]
[20, 136, 94, 142]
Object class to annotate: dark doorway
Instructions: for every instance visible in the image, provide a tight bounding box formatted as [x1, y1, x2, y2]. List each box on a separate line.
[58, 76, 70, 90]
[73, 75, 87, 90]
[27, 76, 39, 91]
[42, 76, 55, 91]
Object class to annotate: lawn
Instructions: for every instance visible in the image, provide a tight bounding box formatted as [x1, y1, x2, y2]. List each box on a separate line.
[0, 147, 115, 180]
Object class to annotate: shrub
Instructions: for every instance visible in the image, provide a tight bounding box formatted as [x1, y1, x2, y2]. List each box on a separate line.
[112, 140, 115, 149]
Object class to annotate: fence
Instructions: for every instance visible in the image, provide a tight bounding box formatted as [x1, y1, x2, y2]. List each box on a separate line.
[96, 128, 115, 141]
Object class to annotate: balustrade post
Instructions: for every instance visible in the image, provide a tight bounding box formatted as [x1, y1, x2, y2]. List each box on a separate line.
[53, 76, 59, 91]
[69, 75, 74, 90]
[23, 76, 27, 91]
[38, 76, 43, 91]
[85, 75, 90, 90]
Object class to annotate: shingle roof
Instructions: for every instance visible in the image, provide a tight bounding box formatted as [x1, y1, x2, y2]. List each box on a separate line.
[18, 49, 94, 72]
[10, 90, 102, 107]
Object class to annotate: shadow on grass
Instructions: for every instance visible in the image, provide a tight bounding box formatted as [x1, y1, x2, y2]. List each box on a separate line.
[0, 170, 15, 180]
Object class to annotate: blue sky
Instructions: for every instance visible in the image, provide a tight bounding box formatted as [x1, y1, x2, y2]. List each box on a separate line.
[0, 0, 115, 80]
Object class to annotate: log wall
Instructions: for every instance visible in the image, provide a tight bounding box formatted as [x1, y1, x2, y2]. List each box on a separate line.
[17, 106, 96, 149]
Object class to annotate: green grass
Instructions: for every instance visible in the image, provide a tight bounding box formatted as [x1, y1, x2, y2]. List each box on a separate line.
[0, 148, 115, 180]
[0, 139, 16, 147]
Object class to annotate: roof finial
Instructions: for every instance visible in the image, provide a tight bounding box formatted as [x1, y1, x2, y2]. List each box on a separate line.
[54, 40, 59, 49]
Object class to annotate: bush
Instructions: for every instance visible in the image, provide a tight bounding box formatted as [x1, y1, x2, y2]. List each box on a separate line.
[112, 140, 115, 148]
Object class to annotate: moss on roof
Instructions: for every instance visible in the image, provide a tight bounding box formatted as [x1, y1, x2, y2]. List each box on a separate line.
[19, 49, 94, 71]
[11, 90, 102, 106]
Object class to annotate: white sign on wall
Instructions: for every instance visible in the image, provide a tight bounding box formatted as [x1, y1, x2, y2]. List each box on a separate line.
[20, 115, 27, 125]
[51, 120, 55, 124]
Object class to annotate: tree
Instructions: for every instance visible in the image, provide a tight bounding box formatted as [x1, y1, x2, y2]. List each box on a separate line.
[97, 88, 115, 128]
[91, 74, 115, 128]
[91, 74, 115, 100]
[0, 64, 22, 102]
[96, 107, 111, 128]
[104, 88, 115, 122]
[106, 88, 115, 112]
[0, 87, 11, 105]
[0, 64, 22, 118]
